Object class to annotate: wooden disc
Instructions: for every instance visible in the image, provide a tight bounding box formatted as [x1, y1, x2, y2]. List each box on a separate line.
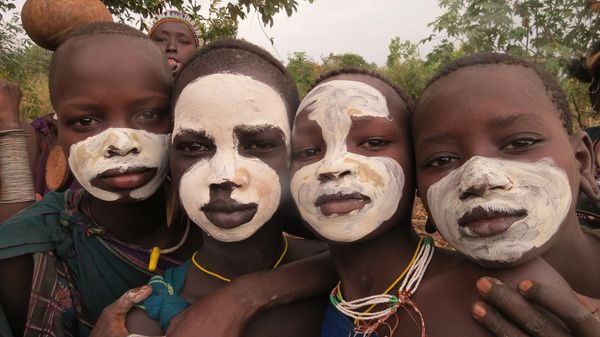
[45, 145, 70, 191]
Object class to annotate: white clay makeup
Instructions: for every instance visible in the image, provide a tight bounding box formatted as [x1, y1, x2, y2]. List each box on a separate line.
[68, 128, 170, 202]
[427, 156, 571, 265]
[290, 80, 405, 242]
[174, 73, 289, 242]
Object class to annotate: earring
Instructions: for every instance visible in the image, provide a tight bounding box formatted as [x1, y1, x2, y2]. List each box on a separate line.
[45, 145, 72, 191]
[425, 217, 437, 234]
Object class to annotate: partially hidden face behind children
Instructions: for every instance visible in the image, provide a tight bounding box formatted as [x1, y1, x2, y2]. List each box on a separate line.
[413, 61, 597, 267]
[170, 73, 290, 242]
[291, 73, 414, 243]
[148, 11, 199, 76]
[52, 30, 173, 202]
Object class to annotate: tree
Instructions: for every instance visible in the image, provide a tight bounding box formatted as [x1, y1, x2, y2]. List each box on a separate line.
[286, 52, 321, 97]
[426, 0, 600, 128]
[321, 53, 377, 73]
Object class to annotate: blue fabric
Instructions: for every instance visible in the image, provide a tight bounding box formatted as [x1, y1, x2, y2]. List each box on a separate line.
[321, 303, 378, 337]
[143, 261, 190, 331]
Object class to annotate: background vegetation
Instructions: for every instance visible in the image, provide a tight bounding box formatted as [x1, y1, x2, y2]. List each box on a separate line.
[1, 0, 600, 128]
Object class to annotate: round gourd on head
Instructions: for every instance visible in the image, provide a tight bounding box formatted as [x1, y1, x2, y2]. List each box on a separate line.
[21, 0, 113, 51]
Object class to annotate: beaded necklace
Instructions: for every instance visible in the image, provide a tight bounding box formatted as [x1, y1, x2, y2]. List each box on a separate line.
[330, 236, 434, 336]
[191, 235, 289, 282]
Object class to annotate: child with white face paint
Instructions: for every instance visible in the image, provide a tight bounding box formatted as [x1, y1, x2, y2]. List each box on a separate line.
[290, 69, 594, 337]
[413, 53, 600, 335]
[0, 22, 204, 337]
[126, 39, 332, 337]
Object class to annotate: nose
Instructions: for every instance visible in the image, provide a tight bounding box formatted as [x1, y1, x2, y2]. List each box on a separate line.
[318, 170, 352, 183]
[209, 181, 240, 192]
[458, 162, 512, 200]
[102, 131, 141, 158]
[207, 149, 249, 186]
[166, 38, 177, 53]
[316, 157, 355, 183]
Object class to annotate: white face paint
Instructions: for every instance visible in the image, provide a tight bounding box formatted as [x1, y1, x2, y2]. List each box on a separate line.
[174, 73, 289, 242]
[68, 128, 170, 201]
[427, 156, 571, 265]
[290, 80, 405, 242]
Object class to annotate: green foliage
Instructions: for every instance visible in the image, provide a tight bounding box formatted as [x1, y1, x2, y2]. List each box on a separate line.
[426, 0, 600, 128]
[0, 13, 52, 121]
[286, 52, 321, 97]
[321, 53, 377, 72]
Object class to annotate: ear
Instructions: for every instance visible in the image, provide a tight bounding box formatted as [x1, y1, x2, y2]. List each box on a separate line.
[572, 131, 600, 202]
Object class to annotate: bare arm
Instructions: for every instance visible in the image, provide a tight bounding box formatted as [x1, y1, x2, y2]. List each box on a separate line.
[472, 277, 600, 337]
[167, 251, 336, 337]
[0, 78, 36, 222]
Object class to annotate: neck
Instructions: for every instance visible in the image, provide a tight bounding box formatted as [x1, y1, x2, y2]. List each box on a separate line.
[87, 190, 169, 246]
[330, 221, 419, 301]
[194, 219, 285, 280]
[543, 212, 599, 294]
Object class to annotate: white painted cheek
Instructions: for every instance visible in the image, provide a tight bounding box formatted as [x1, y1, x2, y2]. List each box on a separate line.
[427, 157, 572, 265]
[68, 128, 169, 202]
[291, 153, 404, 242]
[180, 151, 282, 242]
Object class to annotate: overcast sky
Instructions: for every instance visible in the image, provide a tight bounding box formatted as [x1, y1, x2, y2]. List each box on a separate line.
[237, 0, 445, 65]
[11, 0, 445, 66]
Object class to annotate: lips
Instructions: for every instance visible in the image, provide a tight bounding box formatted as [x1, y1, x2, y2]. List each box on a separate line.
[201, 199, 258, 229]
[167, 58, 181, 73]
[315, 192, 371, 216]
[95, 166, 157, 190]
[458, 206, 527, 237]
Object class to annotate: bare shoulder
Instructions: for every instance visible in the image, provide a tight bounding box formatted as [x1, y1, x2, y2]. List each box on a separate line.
[285, 236, 328, 262]
[126, 307, 164, 336]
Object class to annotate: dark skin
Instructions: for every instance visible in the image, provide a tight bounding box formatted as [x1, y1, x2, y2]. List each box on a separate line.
[0, 35, 204, 336]
[127, 70, 328, 337]
[291, 73, 576, 336]
[149, 21, 197, 76]
[413, 65, 600, 298]
[413, 65, 600, 336]
[0, 78, 37, 222]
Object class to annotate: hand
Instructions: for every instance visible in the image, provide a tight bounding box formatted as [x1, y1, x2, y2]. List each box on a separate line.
[472, 277, 600, 337]
[166, 281, 257, 337]
[89, 285, 152, 337]
[0, 78, 23, 130]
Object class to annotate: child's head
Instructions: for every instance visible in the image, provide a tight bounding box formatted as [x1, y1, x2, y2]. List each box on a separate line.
[170, 38, 299, 242]
[290, 69, 414, 243]
[50, 22, 173, 202]
[413, 52, 600, 267]
[568, 39, 600, 113]
[148, 10, 201, 75]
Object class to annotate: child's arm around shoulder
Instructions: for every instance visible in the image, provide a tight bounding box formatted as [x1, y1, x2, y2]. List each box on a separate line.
[475, 257, 600, 337]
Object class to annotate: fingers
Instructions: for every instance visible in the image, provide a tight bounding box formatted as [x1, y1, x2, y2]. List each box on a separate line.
[519, 280, 600, 337]
[476, 277, 570, 337]
[472, 301, 529, 337]
[112, 285, 152, 315]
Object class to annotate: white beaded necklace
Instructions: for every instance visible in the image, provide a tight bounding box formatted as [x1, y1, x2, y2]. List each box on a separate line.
[330, 236, 435, 336]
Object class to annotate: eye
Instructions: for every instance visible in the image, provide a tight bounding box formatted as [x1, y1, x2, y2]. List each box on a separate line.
[178, 39, 192, 45]
[293, 147, 321, 160]
[358, 138, 390, 150]
[71, 117, 101, 130]
[425, 155, 458, 168]
[502, 137, 542, 152]
[134, 110, 160, 121]
[177, 142, 211, 154]
[243, 141, 278, 153]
